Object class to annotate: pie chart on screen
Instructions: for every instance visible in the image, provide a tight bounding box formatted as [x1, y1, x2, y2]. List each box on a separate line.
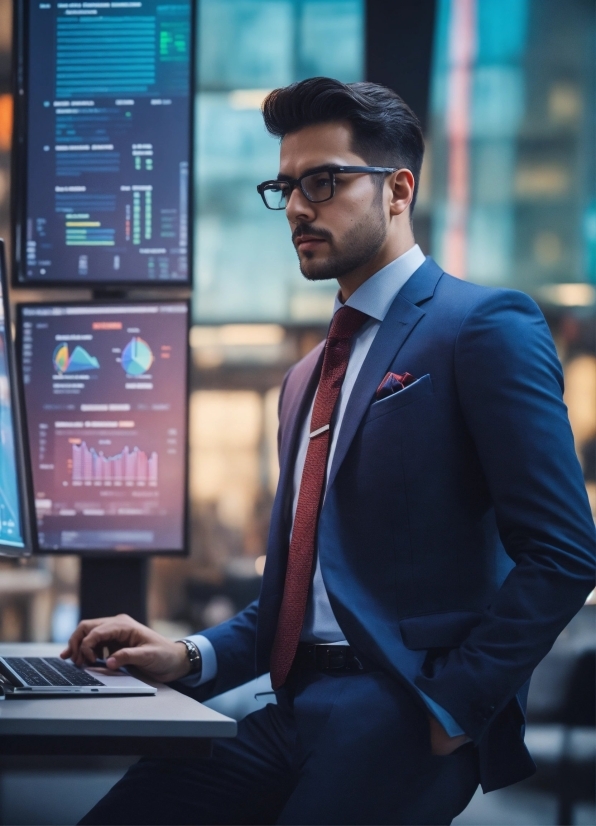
[121, 336, 154, 376]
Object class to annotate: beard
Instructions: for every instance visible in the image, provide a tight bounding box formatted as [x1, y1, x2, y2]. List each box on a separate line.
[294, 202, 387, 283]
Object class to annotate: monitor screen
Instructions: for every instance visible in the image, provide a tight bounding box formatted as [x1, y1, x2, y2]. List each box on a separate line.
[13, 0, 193, 287]
[0, 242, 30, 554]
[19, 301, 189, 554]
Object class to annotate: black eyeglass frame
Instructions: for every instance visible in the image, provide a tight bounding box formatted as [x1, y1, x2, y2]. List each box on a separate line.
[256, 165, 399, 210]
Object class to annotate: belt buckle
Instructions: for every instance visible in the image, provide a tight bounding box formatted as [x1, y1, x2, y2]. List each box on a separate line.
[317, 645, 347, 671]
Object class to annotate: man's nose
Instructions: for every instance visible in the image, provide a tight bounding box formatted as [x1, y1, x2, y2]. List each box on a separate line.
[285, 186, 317, 225]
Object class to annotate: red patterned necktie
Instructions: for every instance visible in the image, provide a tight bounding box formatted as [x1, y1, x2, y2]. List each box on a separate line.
[270, 305, 370, 689]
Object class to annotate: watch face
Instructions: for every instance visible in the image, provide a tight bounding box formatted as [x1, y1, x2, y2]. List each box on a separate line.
[183, 640, 201, 672]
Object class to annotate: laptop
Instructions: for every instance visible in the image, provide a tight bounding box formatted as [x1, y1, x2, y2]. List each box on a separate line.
[0, 655, 157, 696]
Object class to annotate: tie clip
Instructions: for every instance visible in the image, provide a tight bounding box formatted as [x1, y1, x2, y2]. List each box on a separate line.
[309, 424, 330, 439]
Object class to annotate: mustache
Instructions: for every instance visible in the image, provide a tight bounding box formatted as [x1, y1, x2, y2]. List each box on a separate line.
[292, 224, 333, 245]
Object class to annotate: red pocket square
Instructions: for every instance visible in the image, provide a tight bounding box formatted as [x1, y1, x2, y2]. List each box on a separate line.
[376, 371, 417, 400]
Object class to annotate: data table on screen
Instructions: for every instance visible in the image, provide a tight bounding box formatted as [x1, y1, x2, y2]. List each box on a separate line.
[14, 0, 193, 286]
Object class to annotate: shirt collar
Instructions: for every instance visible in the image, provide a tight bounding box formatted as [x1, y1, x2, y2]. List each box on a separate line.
[332, 244, 426, 322]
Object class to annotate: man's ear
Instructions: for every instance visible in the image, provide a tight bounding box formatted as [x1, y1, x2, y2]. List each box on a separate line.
[388, 169, 415, 218]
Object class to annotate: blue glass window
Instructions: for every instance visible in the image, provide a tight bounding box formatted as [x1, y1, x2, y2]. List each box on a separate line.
[194, 0, 364, 322]
[430, 0, 595, 295]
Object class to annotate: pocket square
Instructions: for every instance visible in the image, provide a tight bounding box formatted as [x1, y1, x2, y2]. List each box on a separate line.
[376, 371, 417, 400]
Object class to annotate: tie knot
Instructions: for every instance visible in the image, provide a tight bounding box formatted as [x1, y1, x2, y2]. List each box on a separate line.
[328, 305, 369, 341]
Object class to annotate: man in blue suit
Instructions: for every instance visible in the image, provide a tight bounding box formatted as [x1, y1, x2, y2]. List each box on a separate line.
[71, 78, 596, 825]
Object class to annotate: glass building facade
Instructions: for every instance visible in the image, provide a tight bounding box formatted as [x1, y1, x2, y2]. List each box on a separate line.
[194, 0, 364, 323]
[430, 0, 596, 298]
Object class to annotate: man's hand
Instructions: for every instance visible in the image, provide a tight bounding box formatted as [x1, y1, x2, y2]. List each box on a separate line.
[428, 715, 472, 756]
[61, 614, 191, 684]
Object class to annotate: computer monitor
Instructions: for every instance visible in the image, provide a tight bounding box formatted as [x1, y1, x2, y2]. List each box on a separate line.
[0, 240, 31, 555]
[12, 0, 194, 287]
[18, 300, 189, 554]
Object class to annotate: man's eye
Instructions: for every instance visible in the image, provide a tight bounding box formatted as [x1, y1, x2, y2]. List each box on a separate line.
[312, 175, 331, 189]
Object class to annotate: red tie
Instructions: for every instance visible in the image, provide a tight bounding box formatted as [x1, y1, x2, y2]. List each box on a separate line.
[270, 305, 369, 689]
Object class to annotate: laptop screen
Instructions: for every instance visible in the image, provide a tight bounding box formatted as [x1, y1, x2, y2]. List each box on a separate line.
[0, 243, 29, 553]
[19, 301, 189, 553]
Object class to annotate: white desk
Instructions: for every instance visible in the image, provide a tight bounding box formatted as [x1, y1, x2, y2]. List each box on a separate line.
[0, 643, 237, 757]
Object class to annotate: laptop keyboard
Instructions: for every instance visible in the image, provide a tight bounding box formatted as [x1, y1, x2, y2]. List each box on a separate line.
[4, 657, 104, 687]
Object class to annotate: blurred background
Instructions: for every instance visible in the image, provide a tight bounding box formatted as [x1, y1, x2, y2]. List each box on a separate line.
[0, 1, 594, 823]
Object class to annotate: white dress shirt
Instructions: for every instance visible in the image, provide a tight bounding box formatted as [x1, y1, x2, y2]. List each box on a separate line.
[183, 244, 464, 737]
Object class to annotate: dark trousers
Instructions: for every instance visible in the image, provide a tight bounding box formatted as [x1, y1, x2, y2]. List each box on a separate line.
[80, 670, 479, 825]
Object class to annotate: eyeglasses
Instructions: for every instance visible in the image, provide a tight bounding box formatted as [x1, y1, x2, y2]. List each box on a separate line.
[257, 165, 398, 210]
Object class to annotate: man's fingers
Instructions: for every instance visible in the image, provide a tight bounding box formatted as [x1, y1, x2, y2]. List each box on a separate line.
[72, 620, 145, 666]
[62, 615, 157, 669]
[81, 623, 136, 655]
[106, 646, 151, 670]
[433, 737, 471, 756]
[67, 617, 135, 665]
[64, 617, 114, 660]
[428, 715, 472, 756]
[65, 620, 99, 657]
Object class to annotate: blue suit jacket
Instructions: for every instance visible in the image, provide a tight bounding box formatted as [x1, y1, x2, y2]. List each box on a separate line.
[195, 258, 596, 792]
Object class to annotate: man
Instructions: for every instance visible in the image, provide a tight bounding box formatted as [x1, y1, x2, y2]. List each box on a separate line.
[69, 78, 596, 825]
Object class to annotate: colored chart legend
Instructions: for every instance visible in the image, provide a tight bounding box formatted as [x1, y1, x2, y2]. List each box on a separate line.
[53, 343, 100, 374]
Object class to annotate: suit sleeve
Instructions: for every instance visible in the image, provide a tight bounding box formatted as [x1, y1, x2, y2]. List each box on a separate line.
[172, 368, 297, 700]
[172, 600, 261, 701]
[415, 289, 596, 743]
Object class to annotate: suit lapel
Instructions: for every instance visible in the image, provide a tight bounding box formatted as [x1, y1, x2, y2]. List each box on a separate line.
[326, 257, 443, 492]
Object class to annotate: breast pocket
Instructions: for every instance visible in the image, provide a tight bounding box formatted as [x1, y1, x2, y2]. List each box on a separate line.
[366, 373, 433, 423]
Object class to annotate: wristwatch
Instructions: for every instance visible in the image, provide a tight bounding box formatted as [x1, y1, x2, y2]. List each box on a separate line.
[177, 638, 202, 677]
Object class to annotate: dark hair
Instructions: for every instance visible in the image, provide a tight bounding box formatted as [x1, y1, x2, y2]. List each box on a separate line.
[262, 77, 425, 214]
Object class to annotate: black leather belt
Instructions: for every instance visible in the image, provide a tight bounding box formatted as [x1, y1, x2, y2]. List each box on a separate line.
[293, 643, 375, 674]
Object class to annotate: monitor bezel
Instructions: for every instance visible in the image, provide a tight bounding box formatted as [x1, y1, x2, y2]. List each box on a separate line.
[0, 239, 33, 556]
[11, 0, 196, 290]
[16, 297, 191, 558]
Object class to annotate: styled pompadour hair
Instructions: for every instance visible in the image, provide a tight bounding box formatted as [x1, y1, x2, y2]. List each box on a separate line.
[262, 77, 425, 213]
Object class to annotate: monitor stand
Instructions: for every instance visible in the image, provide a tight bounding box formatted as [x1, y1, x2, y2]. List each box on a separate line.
[79, 557, 148, 625]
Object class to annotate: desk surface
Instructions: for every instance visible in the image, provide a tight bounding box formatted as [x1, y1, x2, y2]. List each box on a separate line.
[0, 643, 236, 749]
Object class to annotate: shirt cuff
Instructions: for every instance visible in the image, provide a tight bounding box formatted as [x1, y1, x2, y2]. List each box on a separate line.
[176, 634, 218, 688]
[416, 688, 466, 737]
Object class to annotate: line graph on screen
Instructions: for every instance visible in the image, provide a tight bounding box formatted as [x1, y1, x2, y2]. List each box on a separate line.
[71, 441, 158, 485]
